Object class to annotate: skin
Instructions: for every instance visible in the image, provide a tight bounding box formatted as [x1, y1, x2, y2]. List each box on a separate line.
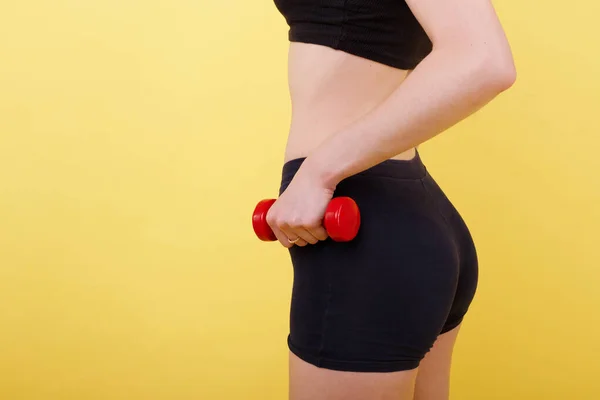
[268, 0, 515, 398]
[289, 325, 461, 400]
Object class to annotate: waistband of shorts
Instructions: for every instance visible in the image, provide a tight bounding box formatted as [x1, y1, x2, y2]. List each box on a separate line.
[281, 149, 427, 183]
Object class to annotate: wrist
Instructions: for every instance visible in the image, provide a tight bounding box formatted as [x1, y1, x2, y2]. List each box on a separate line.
[300, 152, 343, 191]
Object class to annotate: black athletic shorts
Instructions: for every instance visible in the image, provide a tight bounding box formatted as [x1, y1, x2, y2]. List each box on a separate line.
[278, 151, 478, 373]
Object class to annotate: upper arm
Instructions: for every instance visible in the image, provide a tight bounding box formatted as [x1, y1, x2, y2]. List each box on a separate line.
[406, 0, 513, 57]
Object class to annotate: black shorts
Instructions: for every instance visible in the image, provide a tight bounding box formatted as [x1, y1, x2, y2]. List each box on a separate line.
[278, 151, 478, 373]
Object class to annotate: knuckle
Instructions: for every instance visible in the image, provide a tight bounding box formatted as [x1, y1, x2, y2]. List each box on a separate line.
[265, 212, 277, 226]
[271, 216, 286, 228]
[305, 218, 322, 229]
[288, 216, 302, 229]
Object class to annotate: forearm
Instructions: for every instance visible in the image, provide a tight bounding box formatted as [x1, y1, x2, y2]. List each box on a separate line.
[303, 45, 516, 188]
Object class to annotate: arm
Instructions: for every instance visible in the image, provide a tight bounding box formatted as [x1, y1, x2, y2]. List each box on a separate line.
[301, 0, 516, 188]
[266, 0, 516, 247]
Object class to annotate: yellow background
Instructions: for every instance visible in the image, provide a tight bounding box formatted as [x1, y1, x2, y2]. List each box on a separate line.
[1, 1, 598, 399]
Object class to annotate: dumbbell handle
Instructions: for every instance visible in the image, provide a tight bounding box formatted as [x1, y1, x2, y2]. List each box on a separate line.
[252, 197, 361, 242]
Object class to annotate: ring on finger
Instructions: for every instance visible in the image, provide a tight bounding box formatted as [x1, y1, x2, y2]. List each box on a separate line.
[287, 236, 300, 244]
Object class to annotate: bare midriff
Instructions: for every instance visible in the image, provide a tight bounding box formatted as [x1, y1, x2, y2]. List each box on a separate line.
[283, 42, 416, 163]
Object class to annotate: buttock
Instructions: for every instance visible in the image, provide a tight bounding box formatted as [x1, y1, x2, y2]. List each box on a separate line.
[278, 151, 478, 373]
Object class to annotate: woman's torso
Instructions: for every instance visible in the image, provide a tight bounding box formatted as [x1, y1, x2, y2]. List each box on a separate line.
[283, 42, 416, 163]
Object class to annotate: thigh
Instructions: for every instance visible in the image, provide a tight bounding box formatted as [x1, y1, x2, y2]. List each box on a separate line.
[414, 325, 461, 400]
[289, 351, 418, 400]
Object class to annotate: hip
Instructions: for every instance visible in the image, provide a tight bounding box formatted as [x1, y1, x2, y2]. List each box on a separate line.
[279, 150, 479, 372]
[278, 150, 474, 269]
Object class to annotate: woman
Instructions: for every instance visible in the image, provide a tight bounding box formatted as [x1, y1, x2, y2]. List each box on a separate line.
[267, 0, 515, 398]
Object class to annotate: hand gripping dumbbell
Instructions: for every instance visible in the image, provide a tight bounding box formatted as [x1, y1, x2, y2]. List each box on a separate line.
[252, 197, 361, 242]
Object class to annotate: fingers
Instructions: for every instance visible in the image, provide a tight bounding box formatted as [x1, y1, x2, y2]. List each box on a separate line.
[285, 216, 328, 246]
[287, 236, 308, 247]
[268, 225, 295, 248]
[266, 214, 297, 248]
[307, 225, 328, 242]
[266, 214, 327, 248]
[281, 226, 318, 246]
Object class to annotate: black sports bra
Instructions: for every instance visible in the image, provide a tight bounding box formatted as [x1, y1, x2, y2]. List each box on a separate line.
[273, 0, 432, 70]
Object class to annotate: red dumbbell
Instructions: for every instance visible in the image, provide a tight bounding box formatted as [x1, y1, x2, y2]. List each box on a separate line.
[252, 197, 361, 242]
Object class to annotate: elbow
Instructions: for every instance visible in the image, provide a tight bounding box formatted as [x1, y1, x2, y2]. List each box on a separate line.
[474, 47, 517, 95]
[483, 56, 517, 93]
[433, 36, 517, 94]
